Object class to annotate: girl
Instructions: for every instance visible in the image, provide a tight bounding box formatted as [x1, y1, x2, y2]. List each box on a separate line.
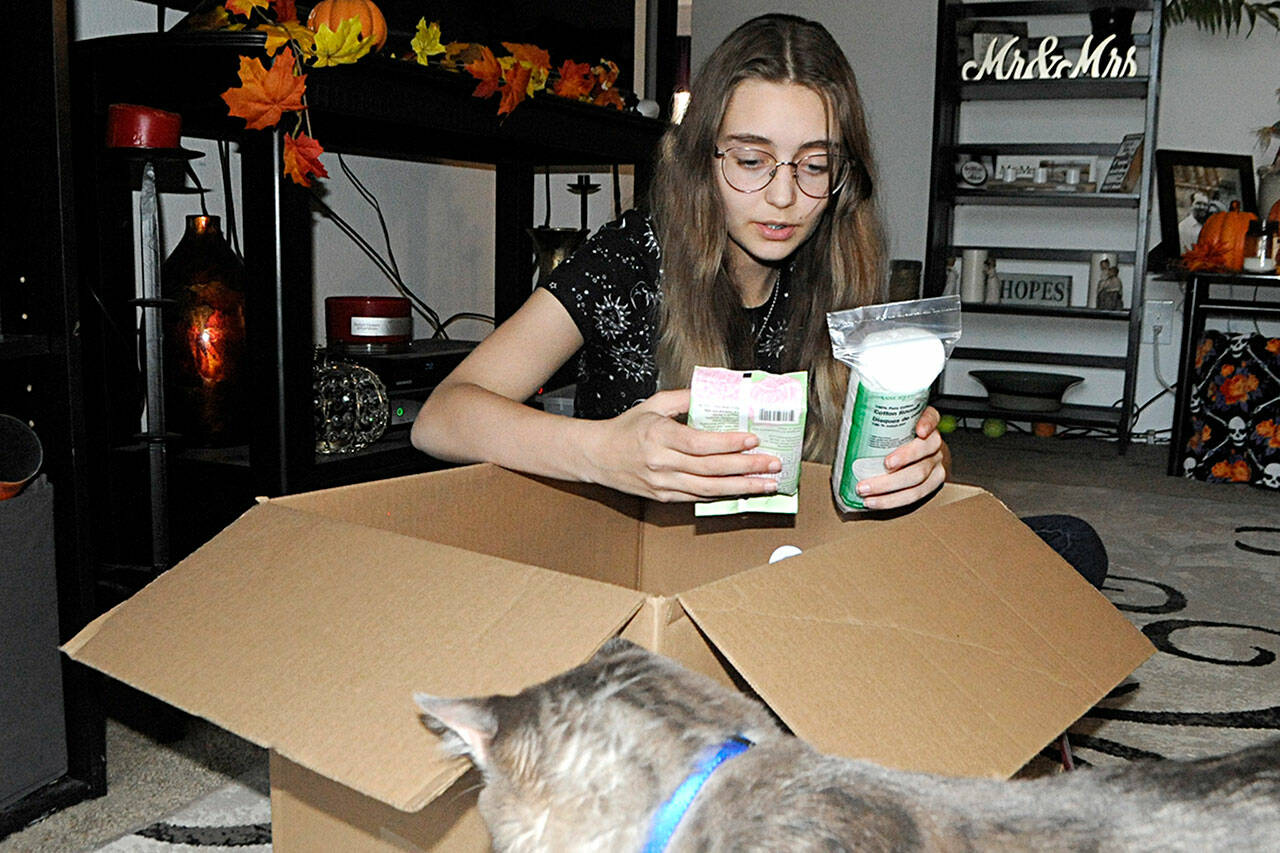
[412, 13, 949, 509]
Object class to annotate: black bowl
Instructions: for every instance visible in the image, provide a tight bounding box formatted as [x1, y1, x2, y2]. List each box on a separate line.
[969, 370, 1084, 413]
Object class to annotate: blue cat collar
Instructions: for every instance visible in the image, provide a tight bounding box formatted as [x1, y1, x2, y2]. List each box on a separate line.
[641, 735, 753, 853]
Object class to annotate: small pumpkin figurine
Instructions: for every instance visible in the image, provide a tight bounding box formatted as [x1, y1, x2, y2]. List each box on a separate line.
[1268, 197, 1280, 225]
[307, 0, 388, 50]
[1184, 199, 1256, 271]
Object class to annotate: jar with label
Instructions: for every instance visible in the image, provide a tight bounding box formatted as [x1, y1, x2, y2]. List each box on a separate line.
[1243, 219, 1277, 273]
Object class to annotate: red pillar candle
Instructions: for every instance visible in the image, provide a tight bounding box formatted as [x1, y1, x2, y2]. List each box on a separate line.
[106, 103, 183, 149]
[325, 296, 413, 354]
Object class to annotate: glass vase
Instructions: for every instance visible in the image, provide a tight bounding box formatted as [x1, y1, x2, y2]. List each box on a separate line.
[162, 214, 249, 447]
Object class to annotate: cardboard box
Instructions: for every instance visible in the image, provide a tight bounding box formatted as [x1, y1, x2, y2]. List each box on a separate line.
[64, 463, 1152, 851]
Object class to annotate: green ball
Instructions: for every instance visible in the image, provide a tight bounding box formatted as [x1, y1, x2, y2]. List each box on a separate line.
[982, 417, 1007, 438]
[937, 414, 958, 434]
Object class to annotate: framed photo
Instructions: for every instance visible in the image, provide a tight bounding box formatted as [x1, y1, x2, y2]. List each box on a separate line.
[1155, 150, 1258, 256]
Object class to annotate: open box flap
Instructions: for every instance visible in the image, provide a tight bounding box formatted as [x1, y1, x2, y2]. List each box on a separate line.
[678, 491, 1154, 779]
[64, 502, 644, 812]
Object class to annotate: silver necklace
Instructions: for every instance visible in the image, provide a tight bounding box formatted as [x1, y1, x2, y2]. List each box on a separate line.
[752, 270, 781, 339]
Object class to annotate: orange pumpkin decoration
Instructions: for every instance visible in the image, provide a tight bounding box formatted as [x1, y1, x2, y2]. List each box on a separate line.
[1187, 201, 1255, 270]
[307, 0, 387, 50]
[1268, 197, 1280, 224]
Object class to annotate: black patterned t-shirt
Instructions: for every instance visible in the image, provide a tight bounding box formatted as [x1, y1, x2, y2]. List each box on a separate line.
[541, 210, 790, 420]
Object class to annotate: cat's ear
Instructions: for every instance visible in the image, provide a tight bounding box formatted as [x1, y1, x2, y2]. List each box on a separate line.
[414, 693, 498, 767]
[595, 636, 641, 659]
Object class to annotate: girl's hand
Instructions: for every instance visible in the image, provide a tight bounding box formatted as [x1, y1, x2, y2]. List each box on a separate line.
[580, 389, 783, 502]
[853, 405, 951, 510]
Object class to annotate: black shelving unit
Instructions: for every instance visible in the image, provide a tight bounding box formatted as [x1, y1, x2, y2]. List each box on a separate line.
[0, 0, 107, 838]
[924, 0, 1163, 450]
[70, 30, 670, 578]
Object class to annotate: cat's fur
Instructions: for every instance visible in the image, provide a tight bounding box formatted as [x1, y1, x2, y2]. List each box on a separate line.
[415, 637, 1280, 852]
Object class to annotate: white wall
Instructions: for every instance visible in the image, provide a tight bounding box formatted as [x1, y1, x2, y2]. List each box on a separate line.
[692, 0, 1280, 439]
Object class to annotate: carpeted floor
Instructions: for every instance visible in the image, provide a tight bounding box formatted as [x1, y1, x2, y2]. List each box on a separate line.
[2, 428, 1276, 851]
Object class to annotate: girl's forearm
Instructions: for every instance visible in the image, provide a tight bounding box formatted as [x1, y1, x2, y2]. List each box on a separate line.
[410, 381, 598, 483]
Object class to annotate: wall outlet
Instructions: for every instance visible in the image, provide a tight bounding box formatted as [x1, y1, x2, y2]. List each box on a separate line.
[1145, 299, 1175, 345]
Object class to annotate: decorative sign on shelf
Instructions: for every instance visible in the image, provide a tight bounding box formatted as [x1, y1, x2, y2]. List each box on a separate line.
[998, 273, 1072, 307]
[961, 35, 1138, 81]
[1098, 133, 1145, 193]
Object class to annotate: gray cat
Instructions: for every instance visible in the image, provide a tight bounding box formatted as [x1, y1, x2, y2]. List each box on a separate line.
[415, 637, 1280, 852]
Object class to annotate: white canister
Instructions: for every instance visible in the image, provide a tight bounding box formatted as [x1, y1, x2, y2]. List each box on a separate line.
[960, 249, 987, 303]
[1088, 252, 1119, 307]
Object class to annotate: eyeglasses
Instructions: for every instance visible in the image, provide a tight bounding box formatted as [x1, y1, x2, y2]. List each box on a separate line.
[714, 146, 851, 199]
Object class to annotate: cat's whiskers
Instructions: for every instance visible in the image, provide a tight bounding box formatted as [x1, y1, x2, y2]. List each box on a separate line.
[439, 778, 485, 808]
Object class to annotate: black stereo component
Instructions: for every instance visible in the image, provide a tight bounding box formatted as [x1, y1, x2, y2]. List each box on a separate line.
[330, 338, 478, 429]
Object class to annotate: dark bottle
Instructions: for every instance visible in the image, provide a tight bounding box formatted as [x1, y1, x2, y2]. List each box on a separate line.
[162, 214, 249, 447]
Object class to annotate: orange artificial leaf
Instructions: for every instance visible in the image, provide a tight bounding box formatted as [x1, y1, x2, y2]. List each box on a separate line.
[221, 48, 306, 130]
[226, 0, 269, 17]
[272, 0, 297, 22]
[503, 42, 550, 92]
[283, 133, 329, 186]
[593, 86, 625, 110]
[592, 59, 619, 89]
[504, 42, 550, 69]
[465, 45, 502, 99]
[443, 41, 477, 69]
[552, 60, 594, 99]
[1180, 239, 1232, 272]
[498, 60, 531, 114]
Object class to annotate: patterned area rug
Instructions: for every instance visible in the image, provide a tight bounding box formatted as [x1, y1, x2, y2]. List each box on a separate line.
[90, 482, 1279, 850]
[989, 480, 1280, 770]
[94, 765, 270, 852]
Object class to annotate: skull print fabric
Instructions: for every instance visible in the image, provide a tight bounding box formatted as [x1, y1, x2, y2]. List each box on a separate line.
[1181, 330, 1280, 488]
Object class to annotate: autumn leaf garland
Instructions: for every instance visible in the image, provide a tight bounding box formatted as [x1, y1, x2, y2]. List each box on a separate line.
[216, 0, 628, 186]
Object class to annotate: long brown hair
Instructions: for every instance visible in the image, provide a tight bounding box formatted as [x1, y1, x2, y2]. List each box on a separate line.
[650, 14, 886, 463]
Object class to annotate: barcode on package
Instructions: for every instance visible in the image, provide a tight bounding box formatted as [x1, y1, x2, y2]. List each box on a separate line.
[756, 408, 799, 424]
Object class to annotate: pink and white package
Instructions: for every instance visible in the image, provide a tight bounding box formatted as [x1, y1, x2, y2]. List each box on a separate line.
[688, 366, 808, 515]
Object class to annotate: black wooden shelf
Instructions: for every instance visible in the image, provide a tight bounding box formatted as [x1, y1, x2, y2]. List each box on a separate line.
[948, 246, 1137, 265]
[950, 0, 1149, 19]
[932, 393, 1123, 429]
[952, 347, 1129, 370]
[77, 32, 664, 170]
[959, 302, 1130, 321]
[953, 78, 1150, 101]
[950, 188, 1140, 207]
[173, 435, 448, 491]
[951, 141, 1122, 157]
